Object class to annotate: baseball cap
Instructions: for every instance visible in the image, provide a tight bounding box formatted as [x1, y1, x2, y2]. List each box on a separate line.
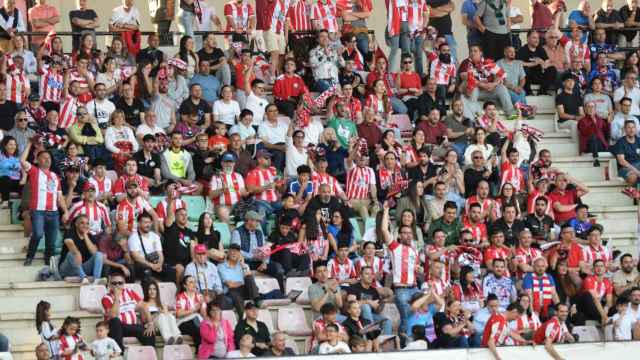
[245, 210, 263, 221]
[229, 244, 241, 251]
[221, 152, 237, 163]
[194, 244, 208, 254]
[256, 149, 272, 159]
[82, 182, 96, 192]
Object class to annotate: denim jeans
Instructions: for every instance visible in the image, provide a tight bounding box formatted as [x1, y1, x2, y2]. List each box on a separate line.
[410, 35, 425, 76]
[390, 96, 408, 114]
[360, 303, 393, 335]
[394, 287, 419, 334]
[508, 89, 527, 106]
[216, 63, 232, 86]
[450, 142, 468, 164]
[27, 210, 60, 262]
[444, 34, 458, 64]
[59, 251, 104, 279]
[356, 33, 369, 58]
[178, 10, 201, 48]
[387, 22, 411, 72]
[0, 334, 8, 352]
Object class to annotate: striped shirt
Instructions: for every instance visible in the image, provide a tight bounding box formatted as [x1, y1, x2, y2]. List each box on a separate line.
[224, 1, 255, 32]
[5, 70, 29, 104]
[388, 240, 419, 286]
[67, 200, 111, 235]
[311, 171, 344, 196]
[210, 171, 246, 206]
[39, 68, 64, 103]
[58, 95, 79, 129]
[26, 164, 60, 211]
[155, 199, 187, 223]
[246, 166, 279, 202]
[115, 197, 153, 232]
[310, 0, 338, 33]
[328, 256, 357, 283]
[346, 165, 375, 200]
[102, 288, 141, 325]
[88, 176, 113, 199]
[287, 0, 312, 32]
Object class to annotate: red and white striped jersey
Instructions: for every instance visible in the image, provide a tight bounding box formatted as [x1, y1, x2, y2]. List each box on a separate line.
[115, 197, 153, 232]
[460, 57, 506, 91]
[88, 176, 113, 199]
[327, 256, 357, 283]
[364, 93, 391, 115]
[462, 217, 488, 244]
[482, 313, 514, 346]
[582, 275, 613, 299]
[67, 200, 111, 235]
[581, 244, 612, 266]
[477, 114, 509, 134]
[266, 0, 291, 33]
[564, 40, 590, 65]
[113, 175, 150, 197]
[386, 0, 406, 37]
[501, 161, 525, 193]
[534, 317, 568, 344]
[354, 255, 386, 287]
[424, 244, 452, 283]
[310, 0, 338, 33]
[26, 165, 61, 211]
[483, 246, 511, 277]
[224, 1, 255, 32]
[311, 171, 345, 196]
[102, 288, 141, 325]
[512, 313, 541, 334]
[514, 246, 542, 278]
[58, 95, 78, 129]
[210, 172, 246, 206]
[429, 57, 456, 86]
[423, 277, 450, 298]
[346, 166, 376, 200]
[155, 199, 187, 223]
[39, 68, 64, 103]
[5, 70, 29, 104]
[68, 68, 93, 100]
[58, 334, 84, 360]
[176, 291, 206, 313]
[288, 0, 312, 31]
[405, 0, 429, 33]
[388, 240, 419, 286]
[377, 166, 403, 192]
[464, 195, 496, 221]
[246, 166, 279, 202]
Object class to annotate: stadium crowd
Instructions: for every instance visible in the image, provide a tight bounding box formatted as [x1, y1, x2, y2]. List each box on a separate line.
[0, 0, 639, 359]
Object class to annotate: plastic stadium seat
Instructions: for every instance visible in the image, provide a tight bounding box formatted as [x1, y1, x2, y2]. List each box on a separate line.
[255, 277, 290, 306]
[79, 285, 107, 314]
[125, 283, 144, 299]
[285, 277, 312, 305]
[126, 346, 157, 360]
[149, 196, 163, 208]
[162, 344, 193, 359]
[364, 217, 376, 234]
[349, 218, 362, 243]
[222, 310, 238, 329]
[604, 324, 614, 341]
[182, 196, 206, 222]
[214, 222, 231, 248]
[284, 338, 299, 355]
[158, 282, 177, 310]
[257, 309, 276, 333]
[381, 303, 401, 332]
[277, 307, 312, 336]
[573, 325, 602, 342]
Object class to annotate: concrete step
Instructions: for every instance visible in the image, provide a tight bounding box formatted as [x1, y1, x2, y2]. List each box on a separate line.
[0, 265, 43, 283]
[554, 165, 607, 181]
[0, 294, 76, 314]
[537, 140, 579, 157]
[582, 189, 634, 207]
[526, 95, 555, 113]
[0, 281, 82, 297]
[502, 117, 557, 133]
[595, 215, 637, 233]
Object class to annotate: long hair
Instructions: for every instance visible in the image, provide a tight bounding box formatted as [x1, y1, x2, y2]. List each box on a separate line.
[180, 275, 194, 293]
[143, 280, 164, 309]
[374, 210, 386, 249]
[59, 316, 81, 336]
[197, 212, 215, 238]
[370, 79, 390, 113]
[396, 208, 417, 240]
[333, 207, 353, 245]
[0, 136, 17, 157]
[178, 36, 197, 65]
[406, 180, 421, 210]
[411, 128, 425, 152]
[459, 266, 475, 295]
[35, 300, 51, 334]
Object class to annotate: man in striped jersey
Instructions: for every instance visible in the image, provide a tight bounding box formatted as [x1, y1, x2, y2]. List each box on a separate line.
[482, 302, 531, 359]
[345, 150, 378, 219]
[210, 152, 247, 224]
[66, 182, 111, 236]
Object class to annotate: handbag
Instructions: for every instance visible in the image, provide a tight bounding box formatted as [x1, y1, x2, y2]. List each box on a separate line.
[139, 230, 160, 264]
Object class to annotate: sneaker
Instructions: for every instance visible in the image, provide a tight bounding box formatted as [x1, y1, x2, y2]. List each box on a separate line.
[176, 336, 184, 345]
[23, 257, 33, 266]
[49, 255, 58, 274]
[593, 158, 600, 167]
[167, 337, 175, 345]
[81, 277, 90, 285]
[621, 187, 640, 199]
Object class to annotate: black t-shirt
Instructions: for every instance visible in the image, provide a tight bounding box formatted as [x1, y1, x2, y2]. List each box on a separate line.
[133, 150, 161, 179]
[489, 218, 526, 247]
[163, 223, 196, 266]
[268, 230, 297, 246]
[179, 98, 212, 126]
[463, 166, 499, 198]
[345, 283, 380, 302]
[619, 5, 640, 41]
[69, 9, 98, 49]
[0, 100, 18, 131]
[426, 0, 453, 35]
[304, 196, 343, 223]
[555, 91, 583, 122]
[524, 214, 555, 242]
[198, 231, 222, 250]
[516, 45, 548, 72]
[59, 230, 97, 268]
[339, 71, 363, 87]
[137, 47, 165, 67]
[114, 97, 145, 127]
[433, 312, 457, 348]
[408, 163, 439, 194]
[197, 48, 226, 67]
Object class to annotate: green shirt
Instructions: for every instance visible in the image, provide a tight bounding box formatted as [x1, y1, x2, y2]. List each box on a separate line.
[428, 217, 462, 246]
[328, 117, 357, 149]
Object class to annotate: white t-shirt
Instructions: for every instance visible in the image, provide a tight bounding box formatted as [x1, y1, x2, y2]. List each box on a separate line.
[258, 119, 289, 145]
[110, 5, 141, 27]
[285, 140, 309, 178]
[213, 99, 241, 126]
[91, 337, 121, 360]
[86, 99, 116, 127]
[509, 7, 522, 30]
[136, 123, 166, 138]
[304, 118, 324, 146]
[198, 4, 217, 32]
[611, 312, 634, 340]
[246, 91, 268, 126]
[151, 94, 178, 130]
[614, 86, 640, 116]
[128, 231, 163, 255]
[96, 72, 118, 91]
[226, 350, 256, 359]
[318, 341, 351, 355]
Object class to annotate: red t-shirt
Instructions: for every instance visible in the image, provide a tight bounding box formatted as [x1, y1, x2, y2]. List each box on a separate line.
[234, 63, 256, 90]
[417, 121, 448, 145]
[547, 188, 578, 224]
[397, 72, 422, 91]
[273, 74, 309, 101]
[581, 275, 613, 299]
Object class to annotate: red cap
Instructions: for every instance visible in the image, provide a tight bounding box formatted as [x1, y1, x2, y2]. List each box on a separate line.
[194, 244, 208, 254]
[82, 182, 96, 192]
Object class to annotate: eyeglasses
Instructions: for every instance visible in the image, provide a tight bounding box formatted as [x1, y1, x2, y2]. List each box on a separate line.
[17, 118, 28, 122]
[76, 112, 88, 116]
[403, 61, 413, 64]
[110, 281, 125, 286]
[473, 156, 483, 160]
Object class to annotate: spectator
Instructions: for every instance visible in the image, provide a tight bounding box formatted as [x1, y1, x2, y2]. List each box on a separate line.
[613, 120, 640, 189]
[108, 0, 141, 36]
[483, 258, 517, 312]
[69, 0, 99, 52]
[309, 30, 344, 92]
[585, 77, 614, 122]
[35, 342, 49, 360]
[429, 201, 462, 246]
[141, 280, 183, 345]
[218, 244, 261, 317]
[534, 303, 576, 358]
[268, 215, 310, 282]
[273, 58, 309, 118]
[497, 46, 527, 106]
[233, 301, 271, 356]
[576, 259, 614, 325]
[176, 275, 207, 348]
[160, 132, 201, 195]
[613, 254, 640, 297]
[433, 299, 474, 349]
[474, 0, 511, 61]
[482, 302, 531, 357]
[491, 204, 525, 247]
[0, 0, 26, 53]
[620, 0, 640, 47]
[102, 271, 155, 351]
[0, 82, 19, 132]
[548, 173, 590, 225]
[342, 300, 380, 352]
[595, 0, 623, 44]
[517, 31, 556, 95]
[227, 334, 256, 358]
[198, 302, 235, 360]
[0, 136, 21, 206]
[428, 0, 456, 59]
[198, 33, 231, 86]
[128, 211, 168, 281]
[58, 214, 104, 284]
[346, 264, 393, 334]
[396, 54, 423, 122]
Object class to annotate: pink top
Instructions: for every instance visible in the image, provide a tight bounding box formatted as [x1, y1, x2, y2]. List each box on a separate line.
[198, 319, 235, 360]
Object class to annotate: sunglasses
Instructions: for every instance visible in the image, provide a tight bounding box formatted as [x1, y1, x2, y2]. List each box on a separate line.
[111, 281, 125, 286]
[76, 112, 88, 116]
[17, 118, 28, 122]
[403, 61, 413, 64]
[473, 156, 483, 160]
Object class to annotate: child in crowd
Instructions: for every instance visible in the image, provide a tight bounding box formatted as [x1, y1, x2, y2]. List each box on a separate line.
[327, 242, 358, 287]
[58, 316, 88, 360]
[90, 321, 121, 359]
[208, 121, 230, 153]
[342, 300, 380, 352]
[318, 323, 351, 354]
[36, 300, 59, 359]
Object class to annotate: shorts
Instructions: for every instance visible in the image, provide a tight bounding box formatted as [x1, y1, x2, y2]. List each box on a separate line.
[263, 30, 286, 53]
[619, 160, 640, 179]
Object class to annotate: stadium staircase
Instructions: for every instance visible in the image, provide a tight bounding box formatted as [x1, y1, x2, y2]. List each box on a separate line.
[0, 94, 637, 359]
